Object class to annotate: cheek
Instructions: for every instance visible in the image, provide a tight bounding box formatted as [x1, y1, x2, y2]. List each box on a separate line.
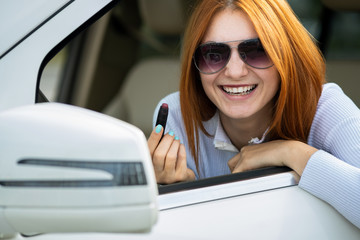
[200, 74, 212, 85]
[200, 74, 217, 95]
[262, 68, 280, 94]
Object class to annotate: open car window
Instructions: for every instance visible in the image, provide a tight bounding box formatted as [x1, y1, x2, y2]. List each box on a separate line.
[38, 0, 360, 193]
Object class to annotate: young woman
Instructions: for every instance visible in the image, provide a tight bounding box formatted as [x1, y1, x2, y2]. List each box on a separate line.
[147, 0, 360, 228]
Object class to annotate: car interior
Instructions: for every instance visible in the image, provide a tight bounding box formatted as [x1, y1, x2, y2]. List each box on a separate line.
[38, 0, 360, 188]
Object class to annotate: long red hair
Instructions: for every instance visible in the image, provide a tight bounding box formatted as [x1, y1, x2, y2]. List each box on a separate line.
[179, 0, 326, 171]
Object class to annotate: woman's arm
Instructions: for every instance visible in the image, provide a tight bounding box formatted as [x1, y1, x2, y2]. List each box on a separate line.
[227, 140, 317, 176]
[300, 150, 360, 228]
[228, 138, 360, 228]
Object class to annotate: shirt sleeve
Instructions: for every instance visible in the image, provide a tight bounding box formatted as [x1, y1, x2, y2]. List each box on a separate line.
[299, 150, 360, 228]
[299, 83, 360, 228]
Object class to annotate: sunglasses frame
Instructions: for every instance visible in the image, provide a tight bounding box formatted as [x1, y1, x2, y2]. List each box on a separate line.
[193, 38, 274, 74]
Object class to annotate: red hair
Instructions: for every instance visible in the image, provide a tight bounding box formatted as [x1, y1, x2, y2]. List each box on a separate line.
[179, 0, 326, 171]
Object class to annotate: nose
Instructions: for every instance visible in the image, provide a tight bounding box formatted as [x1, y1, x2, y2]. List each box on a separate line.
[224, 47, 249, 79]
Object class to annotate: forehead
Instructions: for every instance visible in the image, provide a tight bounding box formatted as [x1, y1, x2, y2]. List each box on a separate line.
[202, 8, 258, 43]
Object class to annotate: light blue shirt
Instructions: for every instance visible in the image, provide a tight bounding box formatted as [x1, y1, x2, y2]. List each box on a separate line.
[153, 83, 360, 228]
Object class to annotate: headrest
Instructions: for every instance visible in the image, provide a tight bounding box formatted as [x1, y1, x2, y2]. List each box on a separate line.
[321, 0, 360, 11]
[138, 0, 187, 35]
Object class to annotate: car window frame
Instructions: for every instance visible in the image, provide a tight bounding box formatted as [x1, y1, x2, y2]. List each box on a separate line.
[157, 167, 298, 210]
[158, 166, 292, 195]
[36, 0, 120, 104]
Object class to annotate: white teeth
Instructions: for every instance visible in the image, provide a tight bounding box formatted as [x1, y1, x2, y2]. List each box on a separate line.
[222, 85, 256, 95]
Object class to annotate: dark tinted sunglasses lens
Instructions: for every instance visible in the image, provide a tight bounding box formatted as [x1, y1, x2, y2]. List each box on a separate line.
[194, 43, 230, 74]
[239, 39, 272, 69]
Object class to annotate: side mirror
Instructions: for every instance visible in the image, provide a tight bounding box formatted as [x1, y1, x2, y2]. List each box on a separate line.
[0, 103, 158, 236]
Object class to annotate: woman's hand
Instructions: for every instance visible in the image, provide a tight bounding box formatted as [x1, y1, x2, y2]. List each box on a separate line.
[148, 125, 195, 184]
[228, 140, 318, 176]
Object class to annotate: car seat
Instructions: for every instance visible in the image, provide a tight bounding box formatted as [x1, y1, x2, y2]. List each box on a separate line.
[103, 0, 189, 137]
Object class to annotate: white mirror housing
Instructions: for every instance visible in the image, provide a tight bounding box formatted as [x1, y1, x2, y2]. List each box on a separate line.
[0, 103, 158, 235]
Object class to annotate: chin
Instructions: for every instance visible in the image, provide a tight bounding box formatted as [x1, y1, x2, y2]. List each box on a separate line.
[222, 109, 255, 120]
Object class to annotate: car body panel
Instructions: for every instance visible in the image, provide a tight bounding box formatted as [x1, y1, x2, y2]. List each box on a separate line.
[0, 0, 114, 112]
[135, 172, 360, 240]
[149, 186, 360, 240]
[11, 179, 360, 239]
[0, 0, 71, 58]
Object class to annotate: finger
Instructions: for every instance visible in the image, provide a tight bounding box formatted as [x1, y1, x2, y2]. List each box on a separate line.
[228, 153, 241, 172]
[176, 143, 187, 171]
[176, 144, 193, 182]
[152, 133, 175, 171]
[147, 125, 164, 156]
[164, 137, 179, 173]
[232, 163, 243, 173]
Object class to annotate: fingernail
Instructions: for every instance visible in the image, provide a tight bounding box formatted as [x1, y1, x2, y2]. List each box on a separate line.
[168, 130, 174, 136]
[155, 124, 162, 133]
[175, 136, 179, 140]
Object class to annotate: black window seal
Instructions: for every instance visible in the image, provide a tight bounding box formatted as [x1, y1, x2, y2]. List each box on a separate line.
[158, 166, 292, 195]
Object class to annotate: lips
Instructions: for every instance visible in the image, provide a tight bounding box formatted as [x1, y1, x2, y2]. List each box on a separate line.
[221, 84, 257, 96]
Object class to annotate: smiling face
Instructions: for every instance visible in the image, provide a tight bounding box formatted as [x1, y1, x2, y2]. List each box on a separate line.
[199, 8, 280, 124]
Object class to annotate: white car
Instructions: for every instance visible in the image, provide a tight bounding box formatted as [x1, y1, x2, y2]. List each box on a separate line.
[0, 1, 359, 239]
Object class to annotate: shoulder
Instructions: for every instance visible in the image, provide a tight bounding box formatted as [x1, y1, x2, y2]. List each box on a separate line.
[320, 82, 348, 102]
[309, 83, 360, 148]
[316, 83, 359, 119]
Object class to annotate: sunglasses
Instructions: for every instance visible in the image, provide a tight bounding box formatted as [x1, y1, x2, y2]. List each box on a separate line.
[193, 38, 273, 74]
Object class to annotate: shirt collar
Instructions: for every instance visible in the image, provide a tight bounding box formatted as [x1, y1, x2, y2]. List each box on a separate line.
[211, 111, 269, 152]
